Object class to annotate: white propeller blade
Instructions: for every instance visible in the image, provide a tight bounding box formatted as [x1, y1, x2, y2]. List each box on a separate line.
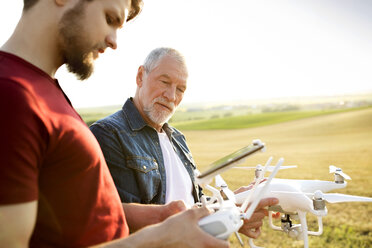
[271, 190, 372, 204]
[234, 165, 297, 172]
[306, 190, 372, 204]
[329, 165, 351, 180]
[318, 193, 372, 204]
[329, 165, 337, 173]
[215, 174, 227, 187]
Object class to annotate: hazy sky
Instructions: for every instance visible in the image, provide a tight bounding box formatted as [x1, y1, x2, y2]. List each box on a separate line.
[1, 0, 371, 108]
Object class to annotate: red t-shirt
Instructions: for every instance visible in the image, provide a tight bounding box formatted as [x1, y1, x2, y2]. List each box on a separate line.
[0, 51, 129, 247]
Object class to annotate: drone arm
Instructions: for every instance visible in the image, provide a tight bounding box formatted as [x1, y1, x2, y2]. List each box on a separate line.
[203, 184, 224, 206]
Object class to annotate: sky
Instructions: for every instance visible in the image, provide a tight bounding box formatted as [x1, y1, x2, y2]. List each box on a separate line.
[1, 0, 371, 108]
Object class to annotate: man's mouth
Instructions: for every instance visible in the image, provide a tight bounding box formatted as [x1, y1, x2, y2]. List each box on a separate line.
[156, 102, 173, 112]
[93, 48, 105, 60]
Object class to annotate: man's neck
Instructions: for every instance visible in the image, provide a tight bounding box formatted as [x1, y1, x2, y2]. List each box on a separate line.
[1, 6, 63, 78]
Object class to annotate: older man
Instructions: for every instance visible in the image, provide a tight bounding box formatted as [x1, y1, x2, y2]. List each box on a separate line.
[90, 47, 278, 239]
[91, 47, 198, 206]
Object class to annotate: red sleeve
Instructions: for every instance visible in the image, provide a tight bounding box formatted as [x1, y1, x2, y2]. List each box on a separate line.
[0, 79, 47, 204]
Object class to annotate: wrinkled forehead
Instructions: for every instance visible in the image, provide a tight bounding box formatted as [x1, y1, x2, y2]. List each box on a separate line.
[153, 55, 188, 79]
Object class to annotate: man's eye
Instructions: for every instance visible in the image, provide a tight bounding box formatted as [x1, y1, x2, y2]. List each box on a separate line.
[106, 15, 113, 25]
[177, 88, 185, 93]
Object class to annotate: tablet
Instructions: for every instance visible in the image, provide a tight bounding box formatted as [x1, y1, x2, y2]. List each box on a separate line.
[197, 140, 265, 184]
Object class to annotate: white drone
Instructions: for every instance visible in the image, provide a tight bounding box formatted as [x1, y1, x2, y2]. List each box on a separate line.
[232, 159, 372, 248]
[195, 140, 372, 248]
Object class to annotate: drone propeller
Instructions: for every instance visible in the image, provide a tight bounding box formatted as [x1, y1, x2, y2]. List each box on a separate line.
[311, 190, 372, 204]
[215, 175, 236, 203]
[271, 190, 372, 204]
[234, 165, 297, 172]
[329, 165, 351, 180]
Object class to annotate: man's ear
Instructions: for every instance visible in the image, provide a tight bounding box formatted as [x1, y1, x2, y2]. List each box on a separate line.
[136, 66, 145, 87]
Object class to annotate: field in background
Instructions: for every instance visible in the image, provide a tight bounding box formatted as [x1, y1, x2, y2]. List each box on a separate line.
[181, 107, 372, 247]
[172, 108, 360, 130]
[78, 105, 122, 126]
[77, 93, 372, 126]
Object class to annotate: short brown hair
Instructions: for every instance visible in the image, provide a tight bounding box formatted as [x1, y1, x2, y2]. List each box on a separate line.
[128, 0, 144, 22]
[23, 0, 143, 20]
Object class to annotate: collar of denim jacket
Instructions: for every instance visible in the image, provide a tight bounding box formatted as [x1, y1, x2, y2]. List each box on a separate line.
[123, 98, 148, 131]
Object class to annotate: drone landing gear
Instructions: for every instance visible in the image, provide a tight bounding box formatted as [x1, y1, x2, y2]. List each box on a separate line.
[248, 238, 264, 248]
[298, 211, 309, 248]
[268, 211, 324, 248]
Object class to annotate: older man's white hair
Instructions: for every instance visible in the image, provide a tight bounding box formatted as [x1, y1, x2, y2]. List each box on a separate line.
[143, 47, 188, 76]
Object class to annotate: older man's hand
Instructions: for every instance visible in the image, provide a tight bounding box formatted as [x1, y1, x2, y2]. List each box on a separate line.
[238, 197, 279, 238]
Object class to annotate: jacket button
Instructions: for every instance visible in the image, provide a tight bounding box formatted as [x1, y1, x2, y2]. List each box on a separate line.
[143, 165, 147, 170]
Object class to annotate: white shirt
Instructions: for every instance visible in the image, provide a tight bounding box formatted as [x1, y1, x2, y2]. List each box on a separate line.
[158, 132, 195, 207]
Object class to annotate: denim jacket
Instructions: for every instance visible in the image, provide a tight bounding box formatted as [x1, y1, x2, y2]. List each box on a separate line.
[90, 98, 201, 204]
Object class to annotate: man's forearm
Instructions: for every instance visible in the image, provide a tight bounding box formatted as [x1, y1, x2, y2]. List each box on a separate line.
[122, 203, 165, 232]
[122, 201, 187, 233]
[90, 222, 165, 248]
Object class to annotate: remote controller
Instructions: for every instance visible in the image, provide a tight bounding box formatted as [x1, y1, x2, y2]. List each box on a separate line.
[198, 207, 243, 240]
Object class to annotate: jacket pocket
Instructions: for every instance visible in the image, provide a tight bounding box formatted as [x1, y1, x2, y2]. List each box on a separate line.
[125, 156, 161, 203]
[126, 156, 159, 172]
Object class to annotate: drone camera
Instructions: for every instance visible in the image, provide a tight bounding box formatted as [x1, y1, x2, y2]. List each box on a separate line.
[281, 214, 293, 232]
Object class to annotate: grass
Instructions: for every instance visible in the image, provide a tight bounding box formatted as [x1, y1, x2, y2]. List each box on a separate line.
[182, 107, 372, 247]
[172, 108, 365, 130]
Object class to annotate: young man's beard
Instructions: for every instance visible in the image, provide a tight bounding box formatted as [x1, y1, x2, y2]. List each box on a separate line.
[58, 1, 95, 80]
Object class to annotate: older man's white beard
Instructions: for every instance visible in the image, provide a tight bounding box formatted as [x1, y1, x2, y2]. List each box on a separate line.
[144, 98, 176, 126]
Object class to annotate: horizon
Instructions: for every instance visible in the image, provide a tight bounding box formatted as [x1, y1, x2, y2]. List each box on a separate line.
[1, 0, 372, 108]
[76, 92, 372, 110]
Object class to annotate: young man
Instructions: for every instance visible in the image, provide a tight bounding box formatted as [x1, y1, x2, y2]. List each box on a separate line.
[90, 47, 279, 239]
[0, 1, 231, 247]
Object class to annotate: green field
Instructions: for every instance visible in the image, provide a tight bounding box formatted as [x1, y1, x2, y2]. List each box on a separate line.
[172, 108, 361, 130]
[181, 107, 372, 248]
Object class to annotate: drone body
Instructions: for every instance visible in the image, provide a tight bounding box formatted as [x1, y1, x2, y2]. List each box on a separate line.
[196, 141, 372, 248]
[236, 180, 319, 214]
[235, 177, 349, 215]
[230, 163, 372, 248]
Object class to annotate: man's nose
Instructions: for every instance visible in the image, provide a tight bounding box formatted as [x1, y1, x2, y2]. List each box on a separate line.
[163, 86, 176, 102]
[105, 30, 118, 50]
